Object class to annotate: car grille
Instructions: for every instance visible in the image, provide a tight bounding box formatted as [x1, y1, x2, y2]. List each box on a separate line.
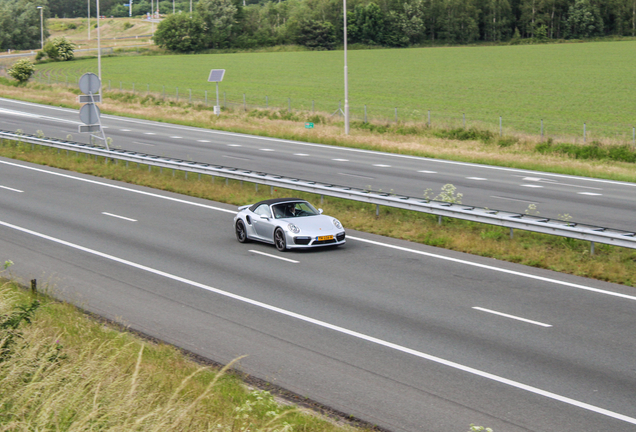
[293, 236, 311, 245]
[336, 232, 346, 242]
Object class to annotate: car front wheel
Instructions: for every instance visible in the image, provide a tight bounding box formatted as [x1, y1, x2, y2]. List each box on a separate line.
[235, 220, 249, 243]
[274, 228, 287, 251]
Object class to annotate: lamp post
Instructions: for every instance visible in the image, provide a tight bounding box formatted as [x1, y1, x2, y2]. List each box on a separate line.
[96, 0, 101, 81]
[87, 0, 90, 41]
[343, 0, 349, 135]
[37, 6, 44, 50]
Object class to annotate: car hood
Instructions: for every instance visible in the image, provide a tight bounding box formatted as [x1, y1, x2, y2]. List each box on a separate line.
[279, 215, 339, 233]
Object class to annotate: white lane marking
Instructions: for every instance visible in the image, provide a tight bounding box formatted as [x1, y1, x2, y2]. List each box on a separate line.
[223, 155, 250, 161]
[578, 192, 603, 196]
[260, 148, 275, 152]
[249, 250, 299, 263]
[418, 170, 437, 174]
[294, 153, 309, 156]
[0, 160, 236, 214]
[0, 107, 80, 125]
[170, 136, 182, 139]
[519, 176, 602, 191]
[373, 164, 391, 168]
[338, 173, 374, 180]
[521, 184, 544, 188]
[467, 177, 487, 180]
[228, 144, 241, 147]
[472, 307, 552, 328]
[0, 185, 23, 193]
[2, 98, 634, 189]
[347, 235, 636, 302]
[197, 139, 211, 143]
[144, 132, 156, 135]
[101, 212, 137, 222]
[332, 159, 349, 162]
[120, 129, 131, 132]
[132, 141, 155, 147]
[1, 219, 634, 427]
[3, 160, 634, 302]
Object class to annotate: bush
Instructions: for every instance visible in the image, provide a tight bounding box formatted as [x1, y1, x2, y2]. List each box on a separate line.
[43, 37, 77, 61]
[7, 59, 35, 83]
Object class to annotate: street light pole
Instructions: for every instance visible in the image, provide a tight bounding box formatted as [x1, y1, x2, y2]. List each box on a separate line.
[37, 6, 44, 50]
[96, 0, 102, 81]
[343, 0, 349, 135]
[87, 0, 90, 41]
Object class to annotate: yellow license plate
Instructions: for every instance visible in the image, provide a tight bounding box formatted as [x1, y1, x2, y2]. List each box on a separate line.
[317, 235, 334, 241]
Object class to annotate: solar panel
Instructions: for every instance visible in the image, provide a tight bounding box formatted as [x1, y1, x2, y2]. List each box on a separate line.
[208, 69, 225, 82]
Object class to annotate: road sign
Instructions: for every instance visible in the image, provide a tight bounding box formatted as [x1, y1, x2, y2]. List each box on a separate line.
[79, 72, 101, 95]
[78, 124, 102, 133]
[305, 122, 314, 129]
[79, 104, 101, 125]
[77, 94, 102, 103]
[208, 69, 225, 82]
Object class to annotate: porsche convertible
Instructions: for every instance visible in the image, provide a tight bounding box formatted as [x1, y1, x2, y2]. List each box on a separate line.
[233, 198, 346, 251]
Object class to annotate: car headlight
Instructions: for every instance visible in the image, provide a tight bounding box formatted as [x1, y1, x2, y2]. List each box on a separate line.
[287, 223, 300, 234]
[332, 218, 342, 229]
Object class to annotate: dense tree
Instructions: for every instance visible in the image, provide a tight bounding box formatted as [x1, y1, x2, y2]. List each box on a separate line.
[7, 58, 35, 83]
[563, 0, 603, 38]
[43, 36, 76, 60]
[0, 0, 50, 50]
[196, 0, 240, 48]
[297, 19, 336, 49]
[152, 12, 207, 52]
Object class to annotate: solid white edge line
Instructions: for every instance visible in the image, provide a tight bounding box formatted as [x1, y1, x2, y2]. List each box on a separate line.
[2, 97, 635, 189]
[249, 250, 299, 263]
[0, 218, 634, 426]
[2, 159, 634, 302]
[102, 212, 137, 222]
[0, 185, 23, 193]
[472, 307, 552, 327]
[347, 235, 636, 302]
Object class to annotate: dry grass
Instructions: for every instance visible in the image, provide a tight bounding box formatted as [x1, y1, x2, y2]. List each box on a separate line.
[1, 140, 635, 287]
[0, 278, 366, 432]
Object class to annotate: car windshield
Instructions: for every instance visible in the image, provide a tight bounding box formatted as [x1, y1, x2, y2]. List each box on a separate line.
[272, 202, 319, 219]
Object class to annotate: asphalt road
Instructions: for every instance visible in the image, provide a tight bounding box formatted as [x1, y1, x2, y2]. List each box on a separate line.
[1, 157, 635, 432]
[1, 97, 635, 233]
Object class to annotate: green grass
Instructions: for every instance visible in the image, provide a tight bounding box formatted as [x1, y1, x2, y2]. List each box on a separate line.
[35, 40, 636, 139]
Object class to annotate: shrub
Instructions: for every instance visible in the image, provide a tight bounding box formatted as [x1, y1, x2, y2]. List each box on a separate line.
[7, 59, 35, 83]
[43, 37, 77, 61]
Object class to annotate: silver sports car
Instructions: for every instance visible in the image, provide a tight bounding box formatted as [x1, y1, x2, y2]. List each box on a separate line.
[233, 198, 346, 251]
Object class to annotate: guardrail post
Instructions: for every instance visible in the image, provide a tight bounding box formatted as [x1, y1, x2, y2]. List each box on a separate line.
[510, 227, 513, 239]
[590, 241, 595, 255]
[31, 279, 37, 294]
[376, 204, 380, 217]
[438, 215, 442, 225]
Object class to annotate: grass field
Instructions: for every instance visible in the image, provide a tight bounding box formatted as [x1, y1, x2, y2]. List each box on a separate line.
[34, 39, 636, 140]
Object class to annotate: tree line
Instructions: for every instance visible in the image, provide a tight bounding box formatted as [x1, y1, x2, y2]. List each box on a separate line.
[1, 0, 635, 52]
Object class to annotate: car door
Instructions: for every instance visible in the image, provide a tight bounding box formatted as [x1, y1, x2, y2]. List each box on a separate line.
[252, 204, 276, 242]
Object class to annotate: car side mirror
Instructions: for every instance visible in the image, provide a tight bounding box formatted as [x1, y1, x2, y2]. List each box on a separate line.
[318, 208, 323, 214]
[260, 214, 270, 220]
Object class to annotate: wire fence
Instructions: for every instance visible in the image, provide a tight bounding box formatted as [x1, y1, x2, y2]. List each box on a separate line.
[30, 70, 636, 145]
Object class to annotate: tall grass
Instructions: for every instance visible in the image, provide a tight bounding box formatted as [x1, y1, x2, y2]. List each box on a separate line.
[1, 139, 634, 287]
[0, 278, 366, 432]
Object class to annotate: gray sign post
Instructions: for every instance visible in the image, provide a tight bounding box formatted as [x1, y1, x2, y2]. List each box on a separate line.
[78, 72, 109, 150]
[208, 69, 225, 116]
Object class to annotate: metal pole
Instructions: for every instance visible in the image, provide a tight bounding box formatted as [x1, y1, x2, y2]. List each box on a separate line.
[394, 107, 398, 123]
[97, 0, 102, 81]
[87, 0, 90, 41]
[343, 0, 349, 135]
[364, 105, 367, 123]
[216, 82, 220, 116]
[37, 7, 43, 49]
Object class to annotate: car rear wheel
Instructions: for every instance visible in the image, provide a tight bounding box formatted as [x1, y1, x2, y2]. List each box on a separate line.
[235, 220, 249, 243]
[274, 228, 287, 251]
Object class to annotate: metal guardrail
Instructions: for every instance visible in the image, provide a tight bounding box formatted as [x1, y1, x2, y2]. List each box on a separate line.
[2, 129, 635, 250]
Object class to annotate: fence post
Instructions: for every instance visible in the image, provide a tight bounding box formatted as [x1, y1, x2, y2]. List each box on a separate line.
[120, 81, 122, 90]
[108, 79, 111, 90]
[205, 90, 208, 106]
[189, 89, 192, 104]
[312, 100, 314, 113]
[541, 119, 544, 141]
[499, 116, 502, 137]
[147, 83, 149, 95]
[633, 126, 635, 146]
[132, 82, 135, 93]
[584, 122, 586, 143]
[266, 95, 268, 108]
[364, 105, 367, 123]
[176, 87, 179, 102]
[463, 113, 466, 128]
[163, 85, 165, 100]
[394, 107, 398, 123]
[288, 98, 291, 113]
[224, 91, 226, 108]
[244, 93, 246, 111]
[428, 110, 431, 127]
